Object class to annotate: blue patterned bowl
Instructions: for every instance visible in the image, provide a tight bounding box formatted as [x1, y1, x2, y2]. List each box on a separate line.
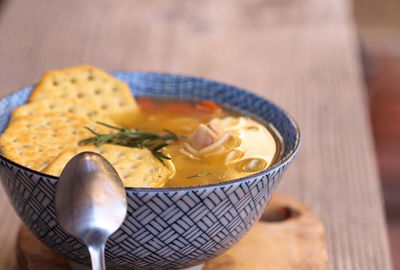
[0, 72, 300, 269]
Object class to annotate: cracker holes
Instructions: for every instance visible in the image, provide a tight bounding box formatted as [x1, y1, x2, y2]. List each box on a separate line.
[119, 101, 126, 106]
[122, 173, 130, 179]
[88, 75, 95, 81]
[87, 111, 98, 117]
[77, 92, 84, 98]
[70, 78, 77, 84]
[112, 86, 118, 92]
[101, 104, 108, 110]
[53, 81, 59, 86]
[94, 89, 102, 95]
[130, 164, 138, 169]
[136, 154, 144, 160]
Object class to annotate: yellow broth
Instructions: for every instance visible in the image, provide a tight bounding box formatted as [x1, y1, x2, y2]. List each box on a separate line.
[129, 98, 282, 187]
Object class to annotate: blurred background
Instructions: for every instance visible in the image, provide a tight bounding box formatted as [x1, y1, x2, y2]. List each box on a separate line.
[354, 0, 400, 268]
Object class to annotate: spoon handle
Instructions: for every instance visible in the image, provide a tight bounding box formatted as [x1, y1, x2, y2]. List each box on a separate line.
[88, 244, 106, 270]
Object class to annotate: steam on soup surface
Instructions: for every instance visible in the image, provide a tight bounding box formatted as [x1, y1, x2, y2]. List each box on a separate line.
[131, 98, 282, 187]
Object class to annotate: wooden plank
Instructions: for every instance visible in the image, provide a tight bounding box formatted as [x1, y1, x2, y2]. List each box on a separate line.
[0, 0, 393, 269]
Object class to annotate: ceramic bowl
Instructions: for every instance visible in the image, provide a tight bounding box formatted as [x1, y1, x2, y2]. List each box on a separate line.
[0, 72, 300, 270]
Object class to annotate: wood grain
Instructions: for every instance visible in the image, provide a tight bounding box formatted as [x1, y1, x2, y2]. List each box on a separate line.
[0, 0, 393, 269]
[17, 193, 330, 270]
[204, 193, 330, 270]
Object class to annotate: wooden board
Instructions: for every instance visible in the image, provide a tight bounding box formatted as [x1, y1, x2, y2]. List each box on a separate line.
[17, 193, 329, 270]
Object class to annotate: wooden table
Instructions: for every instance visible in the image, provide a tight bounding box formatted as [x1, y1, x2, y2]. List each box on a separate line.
[0, 0, 393, 269]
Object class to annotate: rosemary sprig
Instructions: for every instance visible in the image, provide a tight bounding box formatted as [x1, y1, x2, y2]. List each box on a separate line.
[187, 172, 212, 179]
[79, 122, 179, 164]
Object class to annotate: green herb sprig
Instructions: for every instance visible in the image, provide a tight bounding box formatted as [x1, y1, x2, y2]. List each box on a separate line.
[79, 122, 178, 164]
[187, 172, 212, 179]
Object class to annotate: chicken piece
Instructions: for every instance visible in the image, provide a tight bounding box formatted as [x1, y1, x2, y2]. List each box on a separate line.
[188, 123, 224, 150]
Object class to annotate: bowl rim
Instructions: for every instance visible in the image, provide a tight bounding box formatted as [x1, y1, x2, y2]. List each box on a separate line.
[0, 71, 301, 192]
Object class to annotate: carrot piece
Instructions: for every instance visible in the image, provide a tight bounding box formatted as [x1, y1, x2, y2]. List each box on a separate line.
[195, 101, 222, 113]
[138, 97, 157, 111]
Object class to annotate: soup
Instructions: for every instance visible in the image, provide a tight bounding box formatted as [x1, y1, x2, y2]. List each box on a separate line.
[129, 98, 283, 187]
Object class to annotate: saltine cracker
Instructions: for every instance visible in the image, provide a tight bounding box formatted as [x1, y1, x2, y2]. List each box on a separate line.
[28, 65, 139, 126]
[11, 97, 107, 123]
[0, 112, 113, 171]
[44, 144, 175, 188]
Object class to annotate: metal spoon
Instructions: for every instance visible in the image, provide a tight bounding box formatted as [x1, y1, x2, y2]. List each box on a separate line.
[55, 152, 127, 270]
